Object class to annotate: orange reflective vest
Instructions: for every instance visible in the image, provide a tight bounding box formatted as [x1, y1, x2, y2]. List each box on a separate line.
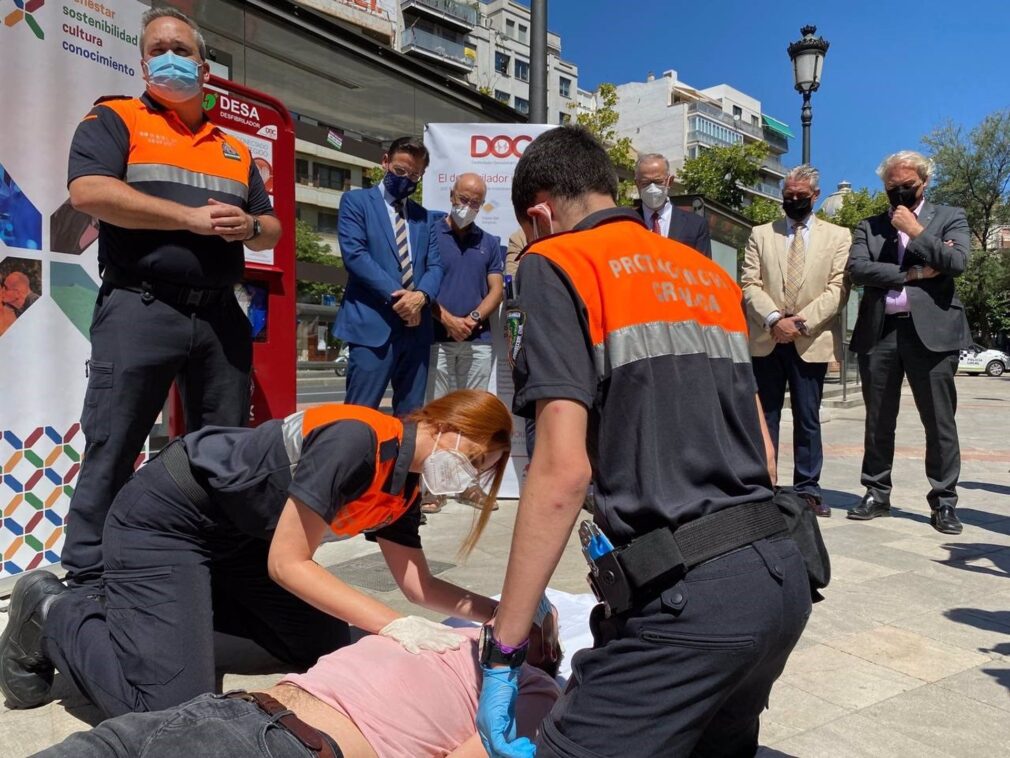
[297, 405, 416, 539]
[529, 222, 749, 381]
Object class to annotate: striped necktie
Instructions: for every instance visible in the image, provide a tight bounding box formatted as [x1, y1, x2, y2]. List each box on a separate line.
[784, 222, 806, 314]
[393, 201, 415, 290]
[651, 211, 662, 235]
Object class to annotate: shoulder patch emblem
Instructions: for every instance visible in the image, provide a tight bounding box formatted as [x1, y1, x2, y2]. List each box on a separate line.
[505, 308, 526, 368]
[222, 142, 241, 160]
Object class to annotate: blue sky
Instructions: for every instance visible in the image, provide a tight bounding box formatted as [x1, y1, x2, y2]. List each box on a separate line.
[539, 0, 1008, 200]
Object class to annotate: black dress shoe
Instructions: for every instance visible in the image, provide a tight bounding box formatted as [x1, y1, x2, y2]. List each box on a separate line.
[0, 569, 67, 709]
[847, 492, 891, 520]
[931, 506, 963, 535]
[799, 493, 831, 518]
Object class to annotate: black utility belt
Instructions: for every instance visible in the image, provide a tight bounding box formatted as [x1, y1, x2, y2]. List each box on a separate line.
[157, 439, 211, 509]
[584, 500, 787, 617]
[101, 267, 231, 308]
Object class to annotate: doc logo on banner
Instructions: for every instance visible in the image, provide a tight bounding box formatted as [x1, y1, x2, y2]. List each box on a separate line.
[423, 124, 552, 243]
[422, 123, 552, 498]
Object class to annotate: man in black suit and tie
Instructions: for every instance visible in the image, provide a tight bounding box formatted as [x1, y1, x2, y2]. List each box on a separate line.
[847, 150, 971, 534]
[634, 154, 712, 255]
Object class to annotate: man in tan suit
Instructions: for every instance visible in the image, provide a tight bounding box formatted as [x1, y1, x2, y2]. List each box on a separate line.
[742, 165, 850, 517]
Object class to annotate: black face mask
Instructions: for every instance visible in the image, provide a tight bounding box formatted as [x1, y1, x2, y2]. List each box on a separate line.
[782, 196, 812, 222]
[887, 185, 920, 209]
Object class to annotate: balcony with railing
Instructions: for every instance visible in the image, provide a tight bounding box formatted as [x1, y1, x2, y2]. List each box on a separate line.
[762, 154, 789, 177]
[401, 27, 473, 72]
[686, 129, 742, 149]
[744, 179, 783, 200]
[762, 129, 790, 154]
[686, 101, 764, 140]
[401, 0, 478, 32]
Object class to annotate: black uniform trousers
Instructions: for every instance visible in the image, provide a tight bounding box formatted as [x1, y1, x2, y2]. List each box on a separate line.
[62, 285, 253, 586]
[43, 456, 349, 720]
[535, 537, 811, 758]
[857, 315, 961, 509]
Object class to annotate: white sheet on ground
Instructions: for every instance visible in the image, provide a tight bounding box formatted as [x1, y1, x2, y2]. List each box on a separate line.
[445, 589, 598, 684]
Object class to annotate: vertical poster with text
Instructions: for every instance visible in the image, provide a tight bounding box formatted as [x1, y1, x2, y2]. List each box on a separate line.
[0, 0, 146, 580]
[423, 123, 552, 499]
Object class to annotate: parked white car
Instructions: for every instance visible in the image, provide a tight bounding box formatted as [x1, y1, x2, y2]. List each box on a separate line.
[957, 344, 1009, 376]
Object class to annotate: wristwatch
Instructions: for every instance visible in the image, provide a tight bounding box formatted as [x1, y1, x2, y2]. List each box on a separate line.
[246, 216, 262, 241]
[469, 309, 482, 322]
[478, 624, 528, 668]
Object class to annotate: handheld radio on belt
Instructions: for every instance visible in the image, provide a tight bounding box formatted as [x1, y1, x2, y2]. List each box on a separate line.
[579, 521, 634, 617]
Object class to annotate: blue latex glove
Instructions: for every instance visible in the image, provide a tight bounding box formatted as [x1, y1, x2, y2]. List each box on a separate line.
[477, 665, 537, 758]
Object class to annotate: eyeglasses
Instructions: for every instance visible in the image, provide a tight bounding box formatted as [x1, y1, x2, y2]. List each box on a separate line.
[390, 164, 423, 182]
[453, 195, 483, 210]
[783, 193, 814, 201]
[884, 181, 921, 192]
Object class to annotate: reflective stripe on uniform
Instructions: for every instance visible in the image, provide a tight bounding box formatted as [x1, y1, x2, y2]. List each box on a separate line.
[596, 320, 751, 377]
[126, 164, 249, 200]
[281, 411, 306, 469]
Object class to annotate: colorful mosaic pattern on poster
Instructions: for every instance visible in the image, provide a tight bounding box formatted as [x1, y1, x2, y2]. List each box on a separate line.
[1, 423, 81, 578]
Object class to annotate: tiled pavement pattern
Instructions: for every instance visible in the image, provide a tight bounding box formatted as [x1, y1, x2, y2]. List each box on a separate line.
[1, 374, 1008, 756]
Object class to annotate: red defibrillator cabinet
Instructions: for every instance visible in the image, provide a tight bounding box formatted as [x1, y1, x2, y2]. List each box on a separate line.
[168, 76, 297, 435]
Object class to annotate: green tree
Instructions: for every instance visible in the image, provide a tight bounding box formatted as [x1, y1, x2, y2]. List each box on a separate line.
[955, 248, 1010, 345]
[679, 141, 769, 210]
[295, 219, 343, 303]
[741, 197, 782, 224]
[816, 187, 890, 229]
[923, 111, 1010, 251]
[573, 83, 636, 204]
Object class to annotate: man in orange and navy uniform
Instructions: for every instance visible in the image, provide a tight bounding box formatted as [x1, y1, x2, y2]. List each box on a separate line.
[61, 8, 280, 588]
[478, 126, 811, 757]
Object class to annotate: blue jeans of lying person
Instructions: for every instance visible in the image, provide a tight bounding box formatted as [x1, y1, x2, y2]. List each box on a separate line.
[32, 693, 343, 757]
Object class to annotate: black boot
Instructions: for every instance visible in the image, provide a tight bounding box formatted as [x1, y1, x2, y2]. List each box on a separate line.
[0, 569, 68, 708]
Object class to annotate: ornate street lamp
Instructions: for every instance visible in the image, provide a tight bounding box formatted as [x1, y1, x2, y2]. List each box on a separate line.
[787, 25, 829, 164]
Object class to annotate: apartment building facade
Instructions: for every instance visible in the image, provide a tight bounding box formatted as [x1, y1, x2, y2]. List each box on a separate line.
[398, 0, 579, 125]
[610, 70, 793, 201]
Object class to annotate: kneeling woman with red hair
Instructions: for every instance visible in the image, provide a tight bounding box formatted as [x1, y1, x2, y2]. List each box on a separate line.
[1, 390, 524, 721]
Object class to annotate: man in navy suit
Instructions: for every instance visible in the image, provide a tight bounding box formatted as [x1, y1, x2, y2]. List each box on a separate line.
[633, 153, 712, 256]
[334, 137, 443, 414]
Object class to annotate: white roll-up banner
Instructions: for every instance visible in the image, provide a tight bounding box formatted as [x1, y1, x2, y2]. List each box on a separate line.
[0, 0, 147, 581]
[423, 123, 553, 498]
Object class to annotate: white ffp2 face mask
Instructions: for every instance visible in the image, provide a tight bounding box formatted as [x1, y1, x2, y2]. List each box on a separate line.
[421, 432, 479, 496]
[640, 183, 668, 211]
[450, 204, 479, 229]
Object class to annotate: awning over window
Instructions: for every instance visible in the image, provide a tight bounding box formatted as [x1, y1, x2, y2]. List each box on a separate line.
[761, 115, 795, 139]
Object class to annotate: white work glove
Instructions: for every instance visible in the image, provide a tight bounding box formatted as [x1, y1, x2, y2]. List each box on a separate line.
[379, 616, 466, 654]
[533, 593, 554, 628]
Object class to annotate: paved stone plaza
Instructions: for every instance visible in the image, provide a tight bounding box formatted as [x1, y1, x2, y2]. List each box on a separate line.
[2, 374, 1009, 756]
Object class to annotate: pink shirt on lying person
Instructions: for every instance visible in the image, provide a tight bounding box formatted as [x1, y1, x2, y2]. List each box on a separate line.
[280, 628, 559, 758]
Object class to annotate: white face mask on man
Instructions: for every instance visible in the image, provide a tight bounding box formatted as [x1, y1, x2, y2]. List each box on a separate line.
[421, 432, 480, 496]
[450, 204, 479, 229]
[640, 182, 668, 211]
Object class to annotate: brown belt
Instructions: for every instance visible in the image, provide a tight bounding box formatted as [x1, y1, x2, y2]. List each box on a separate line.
[225, 691, 341, 758]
